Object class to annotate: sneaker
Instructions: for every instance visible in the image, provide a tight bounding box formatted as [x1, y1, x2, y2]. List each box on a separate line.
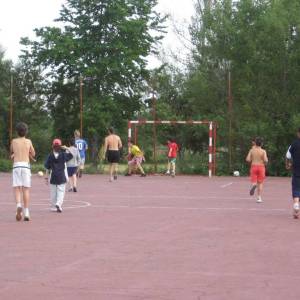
[114, 175, 117, 180]
[293, 203, 300, 212]
[50, 207, 57, 212]
[16, 207, 23, 222]
[124, 173, 132, 176]
[73, 187, 77, 192]
[171, 172, 175, 178]
[250, 185, 257, 196]
[68, 188, 73, 192]
[56, 204, 63, 213]
[165, 171, 170, 175]
[141, 173, 146, 177]
[24, 215, 30, 221]
[256, 197, 262, 203]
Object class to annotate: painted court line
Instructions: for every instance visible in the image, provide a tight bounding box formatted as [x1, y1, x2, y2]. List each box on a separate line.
[91, 204, 288, 213]
[220, 182, 233, 188]
[1, 200, 91, 210]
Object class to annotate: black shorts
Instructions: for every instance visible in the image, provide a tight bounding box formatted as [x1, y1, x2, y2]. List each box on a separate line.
[107, 150, 120, 163]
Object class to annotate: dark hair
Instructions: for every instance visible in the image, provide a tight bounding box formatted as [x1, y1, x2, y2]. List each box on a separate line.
[255, 137, 263, 147]
[16, 122, 28, 137]
[69, 138, 75, 146]
[108, 127, 114, 134]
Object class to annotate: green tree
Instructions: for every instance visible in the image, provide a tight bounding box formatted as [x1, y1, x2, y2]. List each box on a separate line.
[180, 0, 300, 175]
[21, 0, 166, 160]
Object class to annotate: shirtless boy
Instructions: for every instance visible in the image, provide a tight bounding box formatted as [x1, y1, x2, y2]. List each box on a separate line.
[246, 137, 268, 203]
[103, 127, 122, 182]
[10, 122, 35, 221]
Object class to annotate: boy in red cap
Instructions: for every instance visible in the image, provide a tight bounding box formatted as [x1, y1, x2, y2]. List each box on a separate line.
[44, 139, 73, 212]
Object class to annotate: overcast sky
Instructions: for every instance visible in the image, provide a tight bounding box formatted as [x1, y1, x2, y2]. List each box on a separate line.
[0, 0, 195, 66]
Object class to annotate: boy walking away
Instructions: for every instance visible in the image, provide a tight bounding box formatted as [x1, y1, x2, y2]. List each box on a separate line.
[44, 139, 73, 213]
[10, 122, 35, 221]
[126, 142, 146, 177]
[67, 138, 81, 192]
[103, 127, 122, 182]
[286, 128, 300, 218]
[246, 137, 268, 203]
[165, 139, 179, 177]
[74, 130, 88, 178]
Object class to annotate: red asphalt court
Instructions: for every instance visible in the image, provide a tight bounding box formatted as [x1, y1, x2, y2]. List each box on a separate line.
[0, 173, 299, 300]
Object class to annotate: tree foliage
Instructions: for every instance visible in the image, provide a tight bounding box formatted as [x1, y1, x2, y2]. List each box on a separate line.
[21, 0, 166, 155]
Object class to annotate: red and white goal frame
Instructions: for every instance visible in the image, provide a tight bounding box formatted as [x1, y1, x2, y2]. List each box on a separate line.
[127, 120, 217, 177]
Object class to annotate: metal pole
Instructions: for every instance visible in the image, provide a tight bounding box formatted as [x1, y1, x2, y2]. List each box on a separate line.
[80, 77, 83, 137]
[208, 122, 213, 178]
[228, 70, 233, 173]
[213, 122, 217, 175]
[152, 92, 157, 173]
[10, 74, 13, 142]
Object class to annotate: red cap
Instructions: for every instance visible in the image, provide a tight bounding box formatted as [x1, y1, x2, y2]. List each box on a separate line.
[52, 138, 62, 146]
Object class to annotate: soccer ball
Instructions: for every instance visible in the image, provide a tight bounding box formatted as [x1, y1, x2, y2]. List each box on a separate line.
[37, 171, 44, 177]
[233, 170, 240, 177]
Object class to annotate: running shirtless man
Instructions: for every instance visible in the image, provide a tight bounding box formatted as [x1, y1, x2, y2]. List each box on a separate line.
[246, 137, 268, 203]
[103, 127, 122, 182]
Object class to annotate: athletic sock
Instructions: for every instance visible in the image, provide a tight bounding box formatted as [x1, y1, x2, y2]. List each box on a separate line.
[24, 208, 30, 217]
[16, 202, 22, 209]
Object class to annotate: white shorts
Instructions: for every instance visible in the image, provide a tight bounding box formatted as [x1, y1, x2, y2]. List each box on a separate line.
[12, 162, 31, 188]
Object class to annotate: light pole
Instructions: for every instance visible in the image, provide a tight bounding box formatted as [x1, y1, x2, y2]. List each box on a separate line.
[228, 67, 233, 172]
[9, 72, 13, 142]
[79, 77, 83, 137]
[152, 91, 158, 173]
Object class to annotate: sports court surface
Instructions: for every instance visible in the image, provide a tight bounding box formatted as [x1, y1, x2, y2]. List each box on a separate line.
[0, 173, 299, 300]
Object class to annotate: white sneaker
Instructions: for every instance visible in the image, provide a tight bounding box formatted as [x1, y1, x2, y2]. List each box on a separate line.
[293, 203, 300, 212]
[256, 197, 262, 203]
[165, 171, 170, 175]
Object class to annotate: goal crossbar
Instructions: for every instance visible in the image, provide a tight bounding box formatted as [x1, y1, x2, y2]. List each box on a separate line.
[128, 120, 217, 177]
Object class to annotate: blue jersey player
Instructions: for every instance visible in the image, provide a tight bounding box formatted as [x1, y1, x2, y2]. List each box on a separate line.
[74, 130, 88, 177]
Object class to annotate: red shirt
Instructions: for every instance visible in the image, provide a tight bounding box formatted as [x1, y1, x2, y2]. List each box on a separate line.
[168, 142, 178, 158]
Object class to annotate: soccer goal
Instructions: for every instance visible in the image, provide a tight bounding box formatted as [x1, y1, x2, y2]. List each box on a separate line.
[127, 120, 217, 177]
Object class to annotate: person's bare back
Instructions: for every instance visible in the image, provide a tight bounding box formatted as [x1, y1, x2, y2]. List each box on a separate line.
[11, 137, 35, 163]
[104, 134, 122, 151]
[246, 146, 268, 165]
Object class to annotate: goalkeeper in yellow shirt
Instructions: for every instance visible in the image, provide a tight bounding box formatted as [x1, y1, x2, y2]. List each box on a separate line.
[125, 142, 146, 177]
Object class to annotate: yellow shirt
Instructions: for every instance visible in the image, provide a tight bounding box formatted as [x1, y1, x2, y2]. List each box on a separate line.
[10, 137, 35, 163]
[131, 145, 143, 157]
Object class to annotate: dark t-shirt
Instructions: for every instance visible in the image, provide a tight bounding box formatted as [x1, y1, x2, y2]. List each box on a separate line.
[289, 139, 300, 176]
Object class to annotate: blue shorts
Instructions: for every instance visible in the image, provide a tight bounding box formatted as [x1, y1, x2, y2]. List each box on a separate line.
[292, 176, 300, 198]
[67, 167, 78, 177]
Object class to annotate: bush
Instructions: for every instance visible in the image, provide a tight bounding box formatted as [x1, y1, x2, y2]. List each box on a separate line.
[0, 159, 11, 172]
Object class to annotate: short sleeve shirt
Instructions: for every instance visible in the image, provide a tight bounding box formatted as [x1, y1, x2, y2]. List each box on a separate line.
[75, 139, 88, 159]
[168, 143, 178, 158]
[287, 139, 300, 176]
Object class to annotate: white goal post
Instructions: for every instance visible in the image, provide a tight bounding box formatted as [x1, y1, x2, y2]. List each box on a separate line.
[127, 120, 217, 177]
